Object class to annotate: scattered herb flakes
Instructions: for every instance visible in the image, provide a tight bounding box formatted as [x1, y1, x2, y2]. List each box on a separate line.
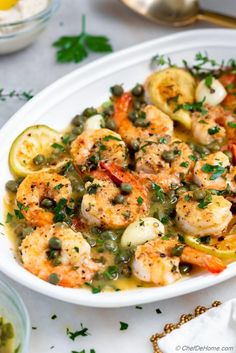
[103, 266, 118, 280]
[198, 194, 212, 209]
[184, 194, 191, 201]
[54, 183, 63, 190]
[51, 314, 57, 320]
[228, 121, 236, 128]
[32, 327, 37, 330]
[208, 126, 220, 135]
[180, 161, 189, 168]
[156, 308, 162, 314]
[151, 183, 165, 203]
[201, 163, 225, 180]
[5, 213, 13, 224]
[66, 324, 90, 341]
[174, 99, 207, 115]
[120, 321, 129, 331]
[103, 135, 121, 142]
[137, 196, 143, 205]
[204, 74, 213, 89]
[53, 15, 112, 64]
[0, 88, 33, 102]
[74, 246, 80, 253]
[161, 216, 169, 225]
[85, 282, 101, 294]
[198, 235, 211, 244]
[135, 306, 143, 309]
[62, 135, 70, 145]
[51, 143, 65, 152]
[188, 154, 197, 162]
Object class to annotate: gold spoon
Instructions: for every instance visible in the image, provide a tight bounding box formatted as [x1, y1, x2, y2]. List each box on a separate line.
[120, 0, 236, 27]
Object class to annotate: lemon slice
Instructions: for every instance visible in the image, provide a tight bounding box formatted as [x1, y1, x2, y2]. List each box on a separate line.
[184, 234, 236, 260]
[9, 125, 68, 176]
[0, 0, 18, 10]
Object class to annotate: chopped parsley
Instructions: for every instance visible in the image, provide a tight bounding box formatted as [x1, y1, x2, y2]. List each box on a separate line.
[103, 135, 121, 142]
[228, 121, 236, 128]
[66, 324, 90, 341]
[74, 247, 80, 253]
[204, 74, 213, 89]
[137, 196, 143, 205]
[156, 308, 162, 314]
[184, 194, 191, 201]
[188, 154, 197, 161]
[198, 194, 212, 209]
[87, 184, 100, 195]
[174, 99, 208, 115]
[201, 164, 225, 180]
[54, 183, 63, 190]
[51, 315, 57, 320]
[85, 282, 101, 294]
[135, 306, 143, 310]
[198, 235, 211, 244]
[208, 126, 220, 135]
[51, 143, 65, 152]
[5, 213, 13, 224]
[103, 266, 118, 280]
[120, 321, 129, 331]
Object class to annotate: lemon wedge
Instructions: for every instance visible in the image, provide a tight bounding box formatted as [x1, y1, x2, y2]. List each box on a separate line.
[9, 125, 69, 177]
[184, 234, 236, 260]
[0, 0, 19, 10]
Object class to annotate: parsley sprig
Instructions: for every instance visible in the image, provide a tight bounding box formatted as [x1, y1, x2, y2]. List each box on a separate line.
[201, 164, 225, 181]
[0, 88, 33, 102]
[53, 15, 113, 64]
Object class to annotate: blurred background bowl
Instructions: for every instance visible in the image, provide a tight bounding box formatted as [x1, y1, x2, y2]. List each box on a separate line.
[0, 0, 60, 55]
[0, 279, 30, 353]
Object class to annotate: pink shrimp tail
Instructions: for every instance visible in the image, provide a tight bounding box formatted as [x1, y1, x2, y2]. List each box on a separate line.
[203, 256, 227, 274]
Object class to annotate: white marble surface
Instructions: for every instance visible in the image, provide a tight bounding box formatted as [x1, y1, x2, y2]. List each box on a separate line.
[0, 1, 236, 353]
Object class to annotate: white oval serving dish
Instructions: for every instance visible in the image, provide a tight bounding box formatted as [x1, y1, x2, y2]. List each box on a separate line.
[0, 29, 236, 307]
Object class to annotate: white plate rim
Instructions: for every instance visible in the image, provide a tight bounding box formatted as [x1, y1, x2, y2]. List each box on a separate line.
[1, 29, 236, 307]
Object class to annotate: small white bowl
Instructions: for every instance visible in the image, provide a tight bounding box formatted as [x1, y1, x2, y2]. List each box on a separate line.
[0, 0, 59, 55]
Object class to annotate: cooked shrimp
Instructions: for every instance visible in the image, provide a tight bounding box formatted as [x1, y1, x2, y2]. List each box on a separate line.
[20, 224, 99, 287]
[176, 192, 232, 236]
[227, 166, 236, 192]
[191, 105, 226, 145]
[135, 138, 194, 191]
[16, 172, 72, 227]
[193, 151, 230, 190]
[133, 238, 226, 285]
[113, 92, 173, 146]
[81, 162, 149, 229]
[70, 128, 128, 172]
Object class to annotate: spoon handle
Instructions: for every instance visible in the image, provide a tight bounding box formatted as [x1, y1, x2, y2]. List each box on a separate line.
[197, 9, 236, 28]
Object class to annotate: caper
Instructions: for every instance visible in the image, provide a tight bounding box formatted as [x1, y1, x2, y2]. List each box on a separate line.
[52, 257, 62, 266]
[104, 240, 118, 252]
[110, 85, 124, 97]
[161, 150, 175, 162]
[195, 145, 210, 155]
[22, 227, 34, 238]
[121, 183, 132, 194]
[193, 189, 206, 201]
[101, 230, 118, 241]
[223, 150, 233, 163]
[113, 194, 125, 204]
[179, 264, 192, 275]
[134, 118, 149, 127]
[171, 245, 185, 257]
[6, 180, 18, 193]
[207, 141, 220, 152]
[91, 227, 102, 235]
[83, 107, 97, 117]
[72, 126, 83, 135]
[48, 237, 62, 250]
[72, 114, 84, 126]
[131, 139, 140, 151]
[73, 183, 85, 197]
[176, 187, 188, 195]
[133, 100, 141, 110]
[41, 198, 54, 208]
[131, 84, 144, 97]
[119, 264, 132, 278]
[33, 154, 46, 166]
[115, 250, 131, 264]
[189, 183, 198, 191]
[128, 111, 139, 122]
[103, 105, 114, 117]
[48, 273, 60, 285]
[105, 119, 116, 130]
